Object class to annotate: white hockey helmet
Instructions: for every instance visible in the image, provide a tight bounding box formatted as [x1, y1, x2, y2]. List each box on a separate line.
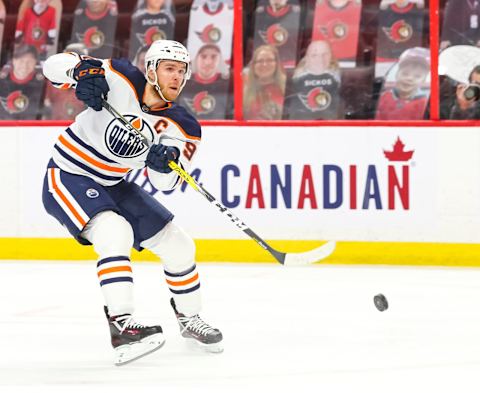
[144, 39, 191, 102]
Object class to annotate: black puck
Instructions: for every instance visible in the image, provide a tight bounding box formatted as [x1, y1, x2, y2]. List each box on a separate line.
[374, 294, 388, 311]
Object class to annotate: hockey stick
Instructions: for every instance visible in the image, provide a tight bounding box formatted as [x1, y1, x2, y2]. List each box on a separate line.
[101, 100, 336, 266]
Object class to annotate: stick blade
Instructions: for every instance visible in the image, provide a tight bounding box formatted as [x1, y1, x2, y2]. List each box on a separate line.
[283, 241, 336, 266]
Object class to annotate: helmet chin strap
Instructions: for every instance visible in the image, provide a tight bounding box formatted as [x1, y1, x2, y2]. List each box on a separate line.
[147, 68, 172, 103]
[154, 84, 171, 103]
[147, 61, 187, 104]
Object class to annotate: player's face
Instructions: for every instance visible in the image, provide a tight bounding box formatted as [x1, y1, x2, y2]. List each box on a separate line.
[146, 0, 165, 12]
[395, 63, 428, 95]
[155, 60, 187, 101]
[196, 48, 221, 79]
[13, 54, 37, 80]
[253, 48, 277, 81]
[87, 0, 109, 14]
[305, 41, 332, 74]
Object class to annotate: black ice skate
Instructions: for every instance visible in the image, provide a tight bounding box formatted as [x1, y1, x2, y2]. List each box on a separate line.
[170, 298, 223, 353]
[104, 306, 165, 365]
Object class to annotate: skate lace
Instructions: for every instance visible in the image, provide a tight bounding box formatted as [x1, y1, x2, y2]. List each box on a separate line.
[115, 315, 145, 334]
[180, 315, 215, 336]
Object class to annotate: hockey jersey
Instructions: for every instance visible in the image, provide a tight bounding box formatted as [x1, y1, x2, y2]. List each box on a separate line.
[312, 0, 362, 64]
[375, 88, 428, 119]
[178, 73, 231, 119]
[376, 2, 424, 62]
[128, 9, 175, 61]
[0, 65, 45, 120]
[70, 3, 118, 58]
[253, 2, 301, 69]
[284, 71, 342, 120]
[42, 53, 201, 190]
[187, 0, 234, 66]
[15, 5, 57, 60]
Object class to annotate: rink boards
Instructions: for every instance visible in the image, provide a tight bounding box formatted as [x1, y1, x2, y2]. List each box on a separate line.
[1, 125, 479, 265]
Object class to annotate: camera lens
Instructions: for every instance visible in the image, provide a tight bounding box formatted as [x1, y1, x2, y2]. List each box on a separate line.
[464, 85, 480, 100]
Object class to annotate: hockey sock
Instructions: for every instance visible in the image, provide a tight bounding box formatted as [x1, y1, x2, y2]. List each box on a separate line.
[141, 220, 202, 316]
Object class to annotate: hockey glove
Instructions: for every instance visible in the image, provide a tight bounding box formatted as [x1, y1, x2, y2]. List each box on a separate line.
[73, 59, 109, 111]
[145, 144, 180, 174]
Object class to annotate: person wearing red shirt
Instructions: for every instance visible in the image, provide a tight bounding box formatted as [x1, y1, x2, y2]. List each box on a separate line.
[375, 47, 430, 120]
[15, 0, 57, 60]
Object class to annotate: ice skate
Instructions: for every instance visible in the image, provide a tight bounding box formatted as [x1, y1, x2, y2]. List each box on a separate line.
[105, 306, 165, 366]
[170, 298, 223, 353]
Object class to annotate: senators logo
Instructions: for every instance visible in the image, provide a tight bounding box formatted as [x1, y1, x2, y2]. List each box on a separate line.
[332, 21, 348, 39]
[137, 26, 167, 46]
[260, 24, 289, 46]
[104, 114, 154, 158]
[0, 90, 29, 114]
[299, 87, 332, 112]
[185, 91, 216, 115]
[383, 20, 413, 43]
[77, 27, 105, 49]
[196, 24, 222, 44]
[31, 26, 45, 41]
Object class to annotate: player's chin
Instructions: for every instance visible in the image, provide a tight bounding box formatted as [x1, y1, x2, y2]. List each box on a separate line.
[165, 89, 180, 101]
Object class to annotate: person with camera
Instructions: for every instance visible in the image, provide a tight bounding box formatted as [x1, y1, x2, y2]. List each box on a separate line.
[449, 65, 480, 119]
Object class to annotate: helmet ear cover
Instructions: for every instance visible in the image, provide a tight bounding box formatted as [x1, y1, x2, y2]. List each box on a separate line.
[144, 40, 191, 101]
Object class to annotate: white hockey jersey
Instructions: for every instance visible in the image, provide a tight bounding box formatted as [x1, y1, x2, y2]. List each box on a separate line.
[42, 52, 201, 190]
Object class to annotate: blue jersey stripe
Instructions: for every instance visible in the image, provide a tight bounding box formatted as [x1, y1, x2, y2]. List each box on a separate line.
[54, 145, 125, 182]
[168, 283, 201, 295]
[97, 256, 130, 267]
[164, 264, 196, 277]
[100, 277, 133, 286]
[65, 128, 117, 164]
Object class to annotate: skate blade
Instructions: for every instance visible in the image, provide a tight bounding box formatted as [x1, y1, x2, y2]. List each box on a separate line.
[185, 338, 224, 354]
[114, 333, 166, 366]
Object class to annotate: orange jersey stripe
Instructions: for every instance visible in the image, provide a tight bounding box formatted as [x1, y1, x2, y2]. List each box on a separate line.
[58, 135, 130, 174]
[167, 116, 201, 141]
[108, 60, 139, 101]
[49, 169, 87, 227]
[166, 273, 199, 287]
[97, 266, 133, 277]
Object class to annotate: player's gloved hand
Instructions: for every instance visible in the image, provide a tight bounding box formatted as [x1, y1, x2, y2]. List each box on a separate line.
[73, 59, 109, 111]
[145, 144, 180, 173]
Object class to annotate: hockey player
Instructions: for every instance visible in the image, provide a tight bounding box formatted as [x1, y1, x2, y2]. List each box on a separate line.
[41, 39, 223, 365]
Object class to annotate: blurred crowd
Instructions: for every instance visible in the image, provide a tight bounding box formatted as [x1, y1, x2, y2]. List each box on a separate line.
[0, 0, 478, 120]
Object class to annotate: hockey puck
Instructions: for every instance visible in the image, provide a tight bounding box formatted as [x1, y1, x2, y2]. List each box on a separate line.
[374, 294, 388, 311]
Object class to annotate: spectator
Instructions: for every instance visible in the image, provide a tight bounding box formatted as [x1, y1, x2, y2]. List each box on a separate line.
[284, 40, 342, 120]
[243, 44, 286, 120]
[179, 43, 232, 119]
[0, 45, 45, 120]
[70, 0, 118, 58]
[133, 45, 149, 73]
[15, 0, 57, 61]
[375, 46, 430, 120]
[128, 0, 175, 61]
[441, 0, 480, 50]
[448, 65, 480, 119]
[43, 43, 88, 120]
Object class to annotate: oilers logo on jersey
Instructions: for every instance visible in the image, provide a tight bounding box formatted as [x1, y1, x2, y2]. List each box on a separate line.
[105, 114, 155, 158]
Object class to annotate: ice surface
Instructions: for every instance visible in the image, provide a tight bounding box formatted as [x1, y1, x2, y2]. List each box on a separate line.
[1, 261, 480, 393]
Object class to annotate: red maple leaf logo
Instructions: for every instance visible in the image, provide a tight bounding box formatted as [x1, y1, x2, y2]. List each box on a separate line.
[384, 137, 414, 161]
